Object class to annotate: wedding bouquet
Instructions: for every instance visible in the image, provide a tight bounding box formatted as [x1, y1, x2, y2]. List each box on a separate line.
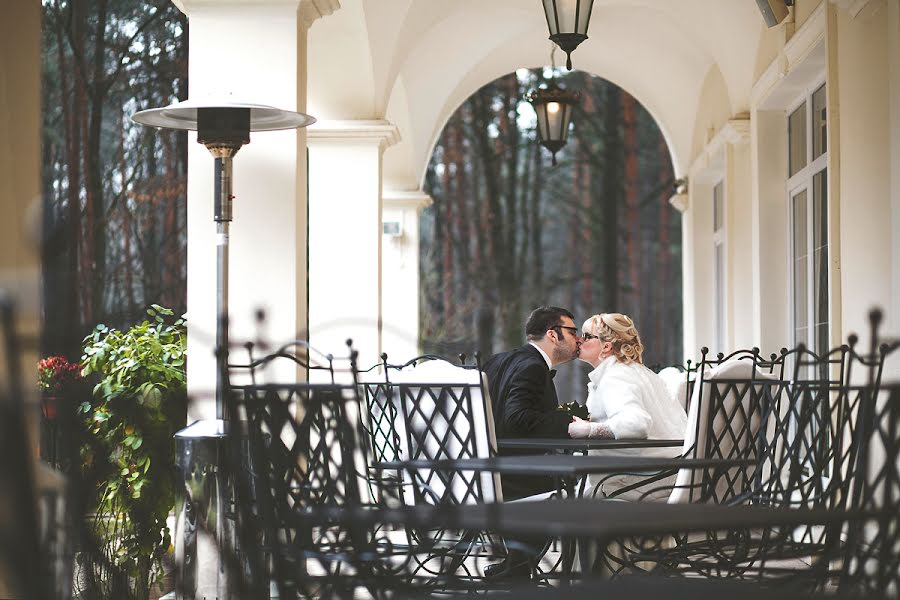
[557, 401, 589, 420]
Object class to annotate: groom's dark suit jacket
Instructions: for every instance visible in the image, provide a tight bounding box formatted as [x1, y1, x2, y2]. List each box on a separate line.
[483, 344, 572, 499]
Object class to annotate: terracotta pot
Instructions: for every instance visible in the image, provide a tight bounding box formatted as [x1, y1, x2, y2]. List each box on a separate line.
[41, 394, 61, 420]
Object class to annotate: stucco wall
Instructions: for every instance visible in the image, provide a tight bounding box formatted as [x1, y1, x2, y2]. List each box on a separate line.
[833, 0, 893, 348]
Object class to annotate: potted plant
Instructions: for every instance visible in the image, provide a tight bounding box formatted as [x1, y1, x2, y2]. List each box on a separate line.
[77, 305, 187, 599]
[37, 355, 83, 420]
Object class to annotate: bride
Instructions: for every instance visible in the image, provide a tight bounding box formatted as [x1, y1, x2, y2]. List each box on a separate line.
[567, 312, 687, 500]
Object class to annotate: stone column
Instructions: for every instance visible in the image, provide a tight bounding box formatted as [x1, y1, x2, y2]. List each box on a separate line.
[178, 0, 337, 419]
[307, 120, 399, 375]
[381, 190, 432, 363]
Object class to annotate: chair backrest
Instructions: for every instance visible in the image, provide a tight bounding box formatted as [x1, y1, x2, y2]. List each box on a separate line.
[678, 347, 786, 415]
[385, 357, 501, 505]
[226, 341, 386, 599]
[669, 359, 777, 504]
[229, 339, 339, 385]
[840, 379, 900, 596]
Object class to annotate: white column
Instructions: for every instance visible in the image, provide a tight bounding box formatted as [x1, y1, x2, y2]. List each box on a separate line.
[381, 190, 432, 364]
[180, 0, 328, 420]
[890, 0, 900, 340]
[307, 120, 399, 375]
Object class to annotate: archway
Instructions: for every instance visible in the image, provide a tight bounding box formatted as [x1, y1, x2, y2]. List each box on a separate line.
[418, 68, 681, 397]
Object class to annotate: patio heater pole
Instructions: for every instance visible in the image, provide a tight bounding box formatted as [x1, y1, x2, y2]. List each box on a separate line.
[132, 99, 314, 600]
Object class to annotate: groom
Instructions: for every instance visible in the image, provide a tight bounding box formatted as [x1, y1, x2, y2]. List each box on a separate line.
[483, 305, 581, 499]
[482, 306, 581, 580]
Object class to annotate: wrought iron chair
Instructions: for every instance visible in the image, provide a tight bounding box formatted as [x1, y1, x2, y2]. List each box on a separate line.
[225, 339, 412, 599]
[357, 353, 515, 587]
[360, 352, 569, 587]
[591, 347, 786, 502]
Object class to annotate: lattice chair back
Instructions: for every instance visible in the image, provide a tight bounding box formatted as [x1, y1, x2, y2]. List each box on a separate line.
[229, 338, 339, 385]
[389, 358, 501, 505]
[839, 319, 900, 596]
[678, 347, 785, 422]
[358, 355, 404, 467]
[227, 342, 390, 599]
[841, 381, 900, 596]
[669, 357, 777, 504]
[753, 344, 854, 512]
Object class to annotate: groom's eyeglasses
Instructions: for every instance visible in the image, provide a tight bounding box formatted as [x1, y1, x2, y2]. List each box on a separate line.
[553, 325, 580, 338]
[581, 332, 598, 341]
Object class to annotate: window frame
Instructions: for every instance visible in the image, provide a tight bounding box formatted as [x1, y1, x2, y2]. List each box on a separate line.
[786, 77, 829, 356]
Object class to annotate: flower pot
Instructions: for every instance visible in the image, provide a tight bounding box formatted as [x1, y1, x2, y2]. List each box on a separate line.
[41, 394, 61, 420]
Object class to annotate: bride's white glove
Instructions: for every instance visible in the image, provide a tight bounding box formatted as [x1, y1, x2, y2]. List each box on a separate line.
[568, 416, 615, 439]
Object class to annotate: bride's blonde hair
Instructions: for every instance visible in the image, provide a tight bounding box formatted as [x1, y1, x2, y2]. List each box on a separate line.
[582, 312, 644, 364]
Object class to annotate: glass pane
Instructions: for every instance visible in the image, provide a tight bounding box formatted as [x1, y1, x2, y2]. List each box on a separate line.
[813, 170, 828, 252]
[789, 102, 807, 177]
[812, 84, 827, 159]
[813, 169, 829, 350]
[793, 189, 808, 344]
[577, 0, 594, 34]
[713, 181, 724, 232]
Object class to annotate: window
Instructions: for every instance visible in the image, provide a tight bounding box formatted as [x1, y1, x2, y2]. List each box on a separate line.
[713, 180, 725, 352]
[788, 82, 829, 370]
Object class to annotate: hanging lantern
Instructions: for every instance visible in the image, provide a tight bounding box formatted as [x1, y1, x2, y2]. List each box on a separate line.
[541, 0, 595, 70]
[528, 82, 580, 166]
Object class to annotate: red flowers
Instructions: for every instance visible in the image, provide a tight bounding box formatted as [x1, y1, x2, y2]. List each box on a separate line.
[38, 356, 83, 395]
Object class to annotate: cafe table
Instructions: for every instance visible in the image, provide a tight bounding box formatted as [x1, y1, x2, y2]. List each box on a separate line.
[374, 454, 746, 481]
[496, 437, 683, 453]
[322, 498, 857, 584]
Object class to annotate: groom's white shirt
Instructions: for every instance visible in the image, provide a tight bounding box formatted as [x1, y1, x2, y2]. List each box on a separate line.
[528, 341, 552, 370]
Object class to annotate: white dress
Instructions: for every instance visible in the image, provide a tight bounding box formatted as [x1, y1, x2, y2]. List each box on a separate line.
[585, 356, 688, 500]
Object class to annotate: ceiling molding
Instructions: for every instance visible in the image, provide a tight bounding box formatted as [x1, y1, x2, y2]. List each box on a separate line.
[689, 117, 751, 179]
[383, 190, 433, 211]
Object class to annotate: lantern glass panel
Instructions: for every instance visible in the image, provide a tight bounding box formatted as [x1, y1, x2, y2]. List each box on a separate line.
[558, 105, 573, 143]
[542, 0, 594, 35]
[537, 105, 552, 142]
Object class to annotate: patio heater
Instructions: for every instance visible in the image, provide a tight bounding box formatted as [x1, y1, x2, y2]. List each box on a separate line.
[132, 98, 314, 600]
[132, 98, 314, 416]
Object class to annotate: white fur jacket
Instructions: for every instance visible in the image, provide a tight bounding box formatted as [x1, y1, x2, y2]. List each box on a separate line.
[585, 356, 687, 440]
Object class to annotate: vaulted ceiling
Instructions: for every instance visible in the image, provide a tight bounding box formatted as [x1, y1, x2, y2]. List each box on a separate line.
[307, 0, 778, 188]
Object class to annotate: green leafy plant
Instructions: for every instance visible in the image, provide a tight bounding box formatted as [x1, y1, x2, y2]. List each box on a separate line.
[78, 305, 186, 599]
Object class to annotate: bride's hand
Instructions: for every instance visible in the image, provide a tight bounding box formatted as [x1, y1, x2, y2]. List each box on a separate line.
[568, 419, 593, 438]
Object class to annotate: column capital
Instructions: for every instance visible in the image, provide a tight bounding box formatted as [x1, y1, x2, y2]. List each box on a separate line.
[308, 120, 400, 150]
[300, 0, 341, 28]
[173, 0, 305, 14]
[383, 190, 433, 211]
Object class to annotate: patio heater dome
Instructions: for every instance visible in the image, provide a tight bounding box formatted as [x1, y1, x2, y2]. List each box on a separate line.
[528, 82, 580, 166]
[132, 97, 315, 133]
[541, 0, 595, 70]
